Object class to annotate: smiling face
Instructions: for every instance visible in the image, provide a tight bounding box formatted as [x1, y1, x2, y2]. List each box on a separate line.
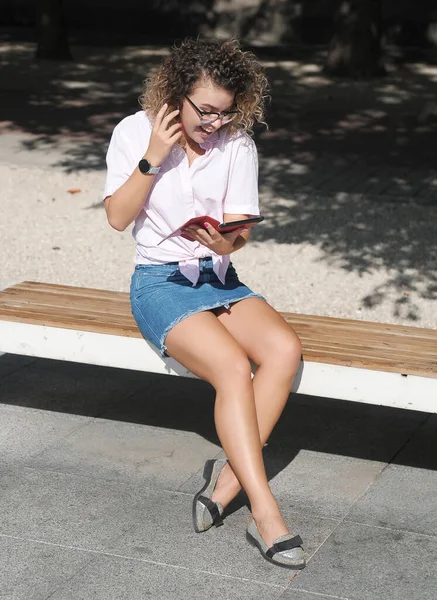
[180, 79, 236, 145]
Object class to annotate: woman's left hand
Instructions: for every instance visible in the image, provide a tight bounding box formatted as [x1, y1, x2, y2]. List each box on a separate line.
[182, 222, 248, 255]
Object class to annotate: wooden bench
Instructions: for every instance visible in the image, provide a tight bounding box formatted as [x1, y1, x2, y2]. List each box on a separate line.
[0, 281, 436, 413]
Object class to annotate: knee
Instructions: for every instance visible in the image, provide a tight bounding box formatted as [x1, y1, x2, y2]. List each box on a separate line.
[266, 331, 302, 373]
[214, 349, 252, 388]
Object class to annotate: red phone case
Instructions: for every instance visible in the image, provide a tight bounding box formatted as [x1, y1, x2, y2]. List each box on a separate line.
[180, 216, 221, 241]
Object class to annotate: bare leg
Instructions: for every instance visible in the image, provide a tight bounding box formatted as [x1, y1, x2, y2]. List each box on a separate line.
[210, 298, 302, 510]
[165, 309, 291, 546]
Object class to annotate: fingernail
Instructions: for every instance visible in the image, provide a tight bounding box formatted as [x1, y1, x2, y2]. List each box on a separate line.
[204, 222, 209, 227]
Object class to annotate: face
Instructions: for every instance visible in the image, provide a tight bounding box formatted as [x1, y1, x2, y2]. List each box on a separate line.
[180, 79, 236, 145]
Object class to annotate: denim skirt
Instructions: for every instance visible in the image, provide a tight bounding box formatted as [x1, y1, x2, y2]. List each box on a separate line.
[130, 257, 266, 357]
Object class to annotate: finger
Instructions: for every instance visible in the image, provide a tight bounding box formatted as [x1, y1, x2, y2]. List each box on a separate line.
[222, 226, 248, 240]
[168, 131, 183, 144]
[203, 222, 220, 238]
[153, 103, 168, 129]
[167, 122, 183, 136]
[184, 226, 210, 243]
[161, 109, 180, 129]
[186, 225, 209, 238]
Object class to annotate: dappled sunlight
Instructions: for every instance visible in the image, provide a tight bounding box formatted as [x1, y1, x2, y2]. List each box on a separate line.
[0, 40, 436, 320]
[410, 62, 437, 81]
[254, 187, 437, 319]
[0, 42, 165, 162]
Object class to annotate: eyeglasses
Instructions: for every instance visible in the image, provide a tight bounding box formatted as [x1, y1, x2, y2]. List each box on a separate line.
[185, 96, 239, 126]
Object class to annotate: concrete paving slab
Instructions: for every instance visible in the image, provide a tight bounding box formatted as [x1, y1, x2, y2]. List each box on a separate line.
[100, 372, 219, 444]
[26, 417, 221, 489]
[0, 468, 153, 551]
[271, 395, 426, 464]
[0, 534, 94, 600]
[47, 553, 284, 600]
[346, 415, 437, 536]
[0, 404, 89, 466]
[346, 464, 437, 537]
[261, 449, 385, 520]
[0, 357, 147, 416]
[108, 488, 339, 587]
[288, 522, 437, 600]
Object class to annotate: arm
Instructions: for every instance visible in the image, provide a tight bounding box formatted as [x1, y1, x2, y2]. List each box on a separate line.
[104, 105, 182, 232]
[222, 213, 252, 253]
[104, 165, 158, 232]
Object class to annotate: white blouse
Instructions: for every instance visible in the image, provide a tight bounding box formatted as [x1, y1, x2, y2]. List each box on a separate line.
[103, 111, 260, 286]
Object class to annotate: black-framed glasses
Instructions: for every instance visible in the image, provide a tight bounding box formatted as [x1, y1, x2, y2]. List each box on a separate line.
[185, 95, 239, 126]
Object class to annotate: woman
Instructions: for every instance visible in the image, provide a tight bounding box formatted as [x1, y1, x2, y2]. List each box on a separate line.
[103, 38, 305, 569]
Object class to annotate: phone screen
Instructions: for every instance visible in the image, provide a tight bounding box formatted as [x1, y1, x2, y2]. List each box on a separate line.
[218, 216, 264, 232]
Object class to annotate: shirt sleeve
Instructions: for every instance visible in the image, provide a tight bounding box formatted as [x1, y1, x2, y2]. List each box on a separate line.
[223, 135, 260, 215]
[103, 124, 137, 200]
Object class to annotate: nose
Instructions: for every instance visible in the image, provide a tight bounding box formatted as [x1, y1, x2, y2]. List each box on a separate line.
[208, 115, 224, 129]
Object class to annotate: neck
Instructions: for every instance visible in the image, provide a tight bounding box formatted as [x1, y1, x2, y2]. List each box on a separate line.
[184, 137, 202, 153]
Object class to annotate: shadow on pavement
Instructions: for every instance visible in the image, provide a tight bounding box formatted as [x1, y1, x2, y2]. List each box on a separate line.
[1, 355, 435, 477]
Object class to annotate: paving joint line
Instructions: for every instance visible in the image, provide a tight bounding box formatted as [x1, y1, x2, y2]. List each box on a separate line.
[15, 463, 215, 497]
[0, 532, 285, 590]
[287, 587, 349, 600]
[343, 519, 437, 540]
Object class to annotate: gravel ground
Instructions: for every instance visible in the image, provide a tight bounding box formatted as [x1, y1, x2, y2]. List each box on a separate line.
[1, 161, 436, 329]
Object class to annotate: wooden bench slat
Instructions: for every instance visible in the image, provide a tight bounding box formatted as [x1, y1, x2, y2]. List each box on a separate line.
[294, 328, 437, 353]
[1, 282, 436, 380]
[2, 291, 132, 318]
[282, 314, 437, 341]
[1, 299, 435, 359]
[6, 282, 437, 340]
[9, 281, 127, 302]
[0, 305, 138, 332]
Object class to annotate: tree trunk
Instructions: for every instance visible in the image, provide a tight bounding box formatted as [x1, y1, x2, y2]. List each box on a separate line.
[326, 0, 384, 77]
[36, 0, 72, 60]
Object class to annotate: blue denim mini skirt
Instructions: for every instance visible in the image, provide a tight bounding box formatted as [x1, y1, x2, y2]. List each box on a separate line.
[130, 257, 266, 357]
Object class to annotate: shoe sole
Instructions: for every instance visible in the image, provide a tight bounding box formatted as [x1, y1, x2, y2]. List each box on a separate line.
[192, 459, 217, 533]
[246, 531, 306, 570]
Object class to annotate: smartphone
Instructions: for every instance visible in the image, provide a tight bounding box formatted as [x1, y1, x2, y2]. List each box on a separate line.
[218, 216, 264, 233]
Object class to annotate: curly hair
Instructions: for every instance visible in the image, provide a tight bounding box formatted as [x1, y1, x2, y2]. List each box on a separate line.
[139, 38, 269, 136]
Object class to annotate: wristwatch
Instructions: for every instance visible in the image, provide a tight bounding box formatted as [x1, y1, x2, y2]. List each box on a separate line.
[138, 158, 161, 175]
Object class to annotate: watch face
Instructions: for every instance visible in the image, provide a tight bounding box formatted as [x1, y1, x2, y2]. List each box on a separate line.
[139, 158, 151, 174]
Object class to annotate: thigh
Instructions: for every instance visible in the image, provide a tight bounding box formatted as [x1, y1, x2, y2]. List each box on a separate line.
[213, 298, 302, 367]
[164, 310, 252, 389]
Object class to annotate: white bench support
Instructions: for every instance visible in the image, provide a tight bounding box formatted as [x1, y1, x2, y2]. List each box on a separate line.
[1, 320, 435, 413]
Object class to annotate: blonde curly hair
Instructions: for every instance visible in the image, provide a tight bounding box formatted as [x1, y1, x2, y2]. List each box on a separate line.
[139, 38, 269, 136]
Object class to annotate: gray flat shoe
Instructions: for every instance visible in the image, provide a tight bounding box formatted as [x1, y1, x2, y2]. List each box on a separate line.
[246, 518, 306, 569]
[192, 458, 227, 533]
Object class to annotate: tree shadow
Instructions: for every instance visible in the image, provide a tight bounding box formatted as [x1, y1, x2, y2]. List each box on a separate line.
[252, 46, 437, 321]
[0, 37, 436, 320]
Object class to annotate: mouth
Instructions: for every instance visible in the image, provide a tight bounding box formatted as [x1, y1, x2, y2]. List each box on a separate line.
[199, 126, 214, 136]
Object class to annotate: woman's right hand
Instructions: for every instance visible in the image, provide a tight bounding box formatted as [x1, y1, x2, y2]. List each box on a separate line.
[144, 104, 183, 167]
